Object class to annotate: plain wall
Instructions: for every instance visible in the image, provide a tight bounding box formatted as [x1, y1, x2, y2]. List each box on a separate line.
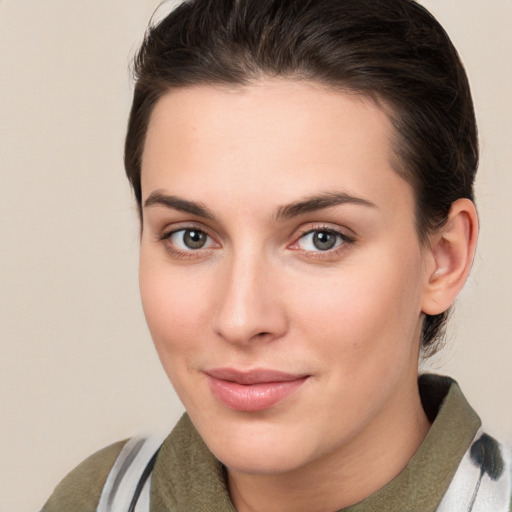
[0, 1, 510, 510]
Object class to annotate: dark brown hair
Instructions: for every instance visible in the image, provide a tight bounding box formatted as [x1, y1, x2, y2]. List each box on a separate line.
[125, 0, 478, 353]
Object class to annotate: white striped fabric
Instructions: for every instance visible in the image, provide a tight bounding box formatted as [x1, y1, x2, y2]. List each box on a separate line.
[97, 433, 166, 512]
[437, 428, 511, 512]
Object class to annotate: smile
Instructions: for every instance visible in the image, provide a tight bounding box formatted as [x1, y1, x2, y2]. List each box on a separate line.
[205, 368, 309, 412]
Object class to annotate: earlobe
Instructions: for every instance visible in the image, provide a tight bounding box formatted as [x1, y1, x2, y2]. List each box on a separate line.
[422, 198, 478, 315]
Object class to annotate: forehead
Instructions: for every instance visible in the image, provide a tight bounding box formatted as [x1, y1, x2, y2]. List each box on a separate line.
[141, 79, 412, 216]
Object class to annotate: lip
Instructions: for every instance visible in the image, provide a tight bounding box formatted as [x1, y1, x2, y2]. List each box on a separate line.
[205, 368, 309, 412]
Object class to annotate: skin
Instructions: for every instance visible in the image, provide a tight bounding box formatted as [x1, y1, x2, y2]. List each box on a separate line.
[138, 80, 477, 512]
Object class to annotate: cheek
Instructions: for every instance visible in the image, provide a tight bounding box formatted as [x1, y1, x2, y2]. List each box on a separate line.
[139, 256, 212, 356]
[289, 250, 425, 366]
[139, 259, 217, 411]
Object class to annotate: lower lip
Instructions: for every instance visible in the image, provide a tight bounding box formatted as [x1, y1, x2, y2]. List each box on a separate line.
[207, 376, 308, 412]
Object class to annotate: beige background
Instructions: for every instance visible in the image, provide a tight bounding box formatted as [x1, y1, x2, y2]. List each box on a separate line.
[0, 1, 510, 510]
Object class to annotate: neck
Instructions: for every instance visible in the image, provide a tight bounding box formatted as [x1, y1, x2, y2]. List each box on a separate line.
[228, 374, 430, 512]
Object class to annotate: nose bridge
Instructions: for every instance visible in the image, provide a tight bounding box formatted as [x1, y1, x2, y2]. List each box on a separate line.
[212, 243, 286, 345]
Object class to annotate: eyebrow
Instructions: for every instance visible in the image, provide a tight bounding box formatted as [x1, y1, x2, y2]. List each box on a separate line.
[144, 190, 214, 219]
[143, 190, 376, 221]
[275, 192, 376, 220]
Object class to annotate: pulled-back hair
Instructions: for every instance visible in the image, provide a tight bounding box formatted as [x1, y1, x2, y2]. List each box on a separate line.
[124, 0, 478, 354]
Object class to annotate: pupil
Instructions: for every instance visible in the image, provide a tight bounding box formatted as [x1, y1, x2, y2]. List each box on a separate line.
[313, 231, 336, 251]
[184, 230, 206, 249]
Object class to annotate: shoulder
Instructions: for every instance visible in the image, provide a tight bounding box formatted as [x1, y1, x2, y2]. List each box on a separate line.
[41, 440, 127, 512]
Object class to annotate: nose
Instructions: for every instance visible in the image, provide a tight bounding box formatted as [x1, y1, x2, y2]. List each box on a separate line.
[211, 251, 288, 346]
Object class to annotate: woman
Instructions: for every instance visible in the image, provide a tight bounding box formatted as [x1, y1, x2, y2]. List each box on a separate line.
[41, 0, 511, 510]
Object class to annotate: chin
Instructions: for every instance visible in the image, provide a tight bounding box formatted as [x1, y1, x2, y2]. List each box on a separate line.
[199, 418, 319, 476]
[219, 445, 310, 476]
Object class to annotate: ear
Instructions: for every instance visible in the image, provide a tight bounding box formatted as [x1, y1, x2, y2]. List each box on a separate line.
[421, 198, 478, 316]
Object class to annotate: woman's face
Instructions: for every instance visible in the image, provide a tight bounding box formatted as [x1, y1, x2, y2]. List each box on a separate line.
[139, 80, 434, 475]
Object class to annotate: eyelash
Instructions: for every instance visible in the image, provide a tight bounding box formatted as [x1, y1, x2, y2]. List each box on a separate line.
[158, 224, 355, 260]
[158, 225, 219, 260]
[289, 225, 355, 259]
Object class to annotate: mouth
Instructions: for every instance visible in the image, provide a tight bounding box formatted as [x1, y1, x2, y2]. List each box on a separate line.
[204, 368, 310, 412]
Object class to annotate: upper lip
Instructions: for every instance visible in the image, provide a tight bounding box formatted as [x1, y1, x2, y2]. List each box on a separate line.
[205, 367, 309, 385]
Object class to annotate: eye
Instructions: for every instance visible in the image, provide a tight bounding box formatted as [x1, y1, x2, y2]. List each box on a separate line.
[165, 228, 215, 251]
[296, 229, 348, 252]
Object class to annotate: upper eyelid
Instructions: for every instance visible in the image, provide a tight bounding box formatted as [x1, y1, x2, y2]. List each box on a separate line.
[160, 222, 215, 239]
[293, 222, 355, 240]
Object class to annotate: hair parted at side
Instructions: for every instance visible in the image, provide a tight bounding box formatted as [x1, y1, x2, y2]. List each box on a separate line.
[124, 0, 478, 354]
